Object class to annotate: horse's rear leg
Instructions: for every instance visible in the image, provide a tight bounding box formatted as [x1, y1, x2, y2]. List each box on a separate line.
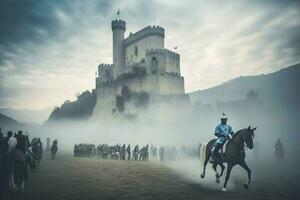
[239, 161, 251, 189]
[200, 155, 210, 179]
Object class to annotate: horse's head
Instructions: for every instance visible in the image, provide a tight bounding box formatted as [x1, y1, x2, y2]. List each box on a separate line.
[242, 126, 256, 150]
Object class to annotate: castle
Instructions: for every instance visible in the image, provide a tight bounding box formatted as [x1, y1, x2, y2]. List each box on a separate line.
[94, 19, 188, 116]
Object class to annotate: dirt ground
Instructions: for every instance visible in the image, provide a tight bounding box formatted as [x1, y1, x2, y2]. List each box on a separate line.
[2, 154, 300, 200]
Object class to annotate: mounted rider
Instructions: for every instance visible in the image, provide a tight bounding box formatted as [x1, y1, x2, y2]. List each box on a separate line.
[211, 113, 234, 162]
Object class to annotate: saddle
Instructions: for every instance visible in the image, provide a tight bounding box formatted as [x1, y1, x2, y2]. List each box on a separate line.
[214, 140, 229, 163]
[221, 140, 229, 155]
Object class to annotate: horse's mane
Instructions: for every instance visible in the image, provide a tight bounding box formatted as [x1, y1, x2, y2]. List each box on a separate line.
[232, 128, 247, 140]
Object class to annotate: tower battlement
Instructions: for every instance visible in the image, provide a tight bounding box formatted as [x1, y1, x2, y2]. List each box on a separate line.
[124, 26, 165, 46]
[98, 63, 113, 73]
[146, 48, 180, 58]
[111, 20, 126, 31]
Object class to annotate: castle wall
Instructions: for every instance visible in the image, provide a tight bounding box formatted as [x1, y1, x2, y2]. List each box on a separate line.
[116, 73, 184, 97]
[94, 82, 117, 116]
[116, 74, 159, 96]
[145, 49, 180, 75]
[125, 35, 164, 68]
[145, 50, 166, 74]
[158, 73, 184, 95]
[165, 53, 180, 74]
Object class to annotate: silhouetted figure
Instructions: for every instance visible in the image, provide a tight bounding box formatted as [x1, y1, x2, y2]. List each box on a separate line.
[159, 146, 165, 161]
[121, 144, 126, 160]
[274, 139, 284, 164]
[51, 140, 58, 160]
[46, 137, 51, 152]
[133, 145, 139, 161]
[127, 145, 131, 160]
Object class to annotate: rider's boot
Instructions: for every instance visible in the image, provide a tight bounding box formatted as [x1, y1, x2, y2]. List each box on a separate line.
[210, 147, 216, 163]
[210, 145, 220, 163]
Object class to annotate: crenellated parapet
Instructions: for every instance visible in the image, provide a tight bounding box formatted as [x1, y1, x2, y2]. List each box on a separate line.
[111, 20, 126, 31]
[124, 26, 165, 46]
[97, 63, 114, 83]
[98, 63, 113, 73]
[145, 48, 180, 59]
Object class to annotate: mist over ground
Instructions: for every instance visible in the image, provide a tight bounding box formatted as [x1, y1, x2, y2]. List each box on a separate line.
[20, 97, 299, 165]
[13, 99, 296, 193]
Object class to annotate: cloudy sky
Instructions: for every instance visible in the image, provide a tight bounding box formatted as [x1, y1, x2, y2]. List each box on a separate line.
[0, 0, 299, 110]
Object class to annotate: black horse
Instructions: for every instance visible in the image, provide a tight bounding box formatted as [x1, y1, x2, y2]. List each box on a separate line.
[200, 126, 256, 191]
[32, 140, 43, 166]
[51, 140, 58, 160]
[5, 148, 37, 192]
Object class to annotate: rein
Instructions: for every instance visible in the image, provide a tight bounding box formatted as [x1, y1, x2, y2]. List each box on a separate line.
[230, 129, 250, 151]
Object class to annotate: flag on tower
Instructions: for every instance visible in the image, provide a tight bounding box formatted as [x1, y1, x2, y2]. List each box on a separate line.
[117, 9, 120, 16]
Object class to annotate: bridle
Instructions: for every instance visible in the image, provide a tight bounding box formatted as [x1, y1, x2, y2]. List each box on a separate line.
[242, 130, 254, 151]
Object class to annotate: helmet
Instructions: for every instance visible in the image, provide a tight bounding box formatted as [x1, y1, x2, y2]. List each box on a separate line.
[221, 113, 227, 120]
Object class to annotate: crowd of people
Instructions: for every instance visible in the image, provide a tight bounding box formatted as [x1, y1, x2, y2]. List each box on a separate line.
[74, 143, 149, 160]
[0, 128, 41, 156]
[74, 143, 200, 161]
[0, 128, 44, 192]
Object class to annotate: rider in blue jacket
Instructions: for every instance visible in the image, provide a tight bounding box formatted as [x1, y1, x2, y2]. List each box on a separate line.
[211, 113, 234, 162]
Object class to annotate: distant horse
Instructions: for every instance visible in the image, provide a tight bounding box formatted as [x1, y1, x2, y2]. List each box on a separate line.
[200, 126, 256, 191]
[32, 142, 43, 166]
[51, 140, 58, 160]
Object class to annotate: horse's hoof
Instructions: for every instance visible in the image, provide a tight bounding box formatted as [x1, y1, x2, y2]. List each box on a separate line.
[200, 174, 205, 179]
[243, 182, 249, 189]
[222, 187, 227, 192]
[216, 178, 220, 184]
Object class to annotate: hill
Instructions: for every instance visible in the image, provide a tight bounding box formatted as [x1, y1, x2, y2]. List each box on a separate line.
[0, 107, 51, 124]
[0, 113, 26, 132]
[189, 63, 300, 109]
[47, 90, 96, 122]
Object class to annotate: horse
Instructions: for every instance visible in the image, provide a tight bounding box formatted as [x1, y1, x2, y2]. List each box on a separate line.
[5, 148, 37, 192]
[200, 126, 256, 192]
[31, 141, 43, 166]
[51, 141, 58, 160]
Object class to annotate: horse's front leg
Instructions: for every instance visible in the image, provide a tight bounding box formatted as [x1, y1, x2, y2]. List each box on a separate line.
[239, 161, 251, 189]
[200, 155, 210, 179]
[218, 162, 225, 178]
[222, 163, 233, 192]
[212, 163, 220, 183]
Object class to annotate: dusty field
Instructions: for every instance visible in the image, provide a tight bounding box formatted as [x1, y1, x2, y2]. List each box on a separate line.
[2, 154, 299, 200]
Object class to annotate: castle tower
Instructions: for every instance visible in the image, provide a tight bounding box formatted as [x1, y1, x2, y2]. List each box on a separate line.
[111, 19, 126, 78]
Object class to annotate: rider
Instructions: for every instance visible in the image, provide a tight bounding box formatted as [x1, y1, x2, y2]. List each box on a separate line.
[211, 113, 234, 162]
[7, 131, 17, 152]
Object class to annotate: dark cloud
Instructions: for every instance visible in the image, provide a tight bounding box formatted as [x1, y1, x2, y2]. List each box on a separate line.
[0, 0, 113, 65]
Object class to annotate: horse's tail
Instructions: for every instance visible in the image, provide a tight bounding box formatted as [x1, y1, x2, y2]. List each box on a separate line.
[200, 143, 207, 165]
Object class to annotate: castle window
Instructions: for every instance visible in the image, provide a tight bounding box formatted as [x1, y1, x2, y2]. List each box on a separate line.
[151, 57, 158, 67]
[134, 45, 138, 56]
[151, 57, 158, 74]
